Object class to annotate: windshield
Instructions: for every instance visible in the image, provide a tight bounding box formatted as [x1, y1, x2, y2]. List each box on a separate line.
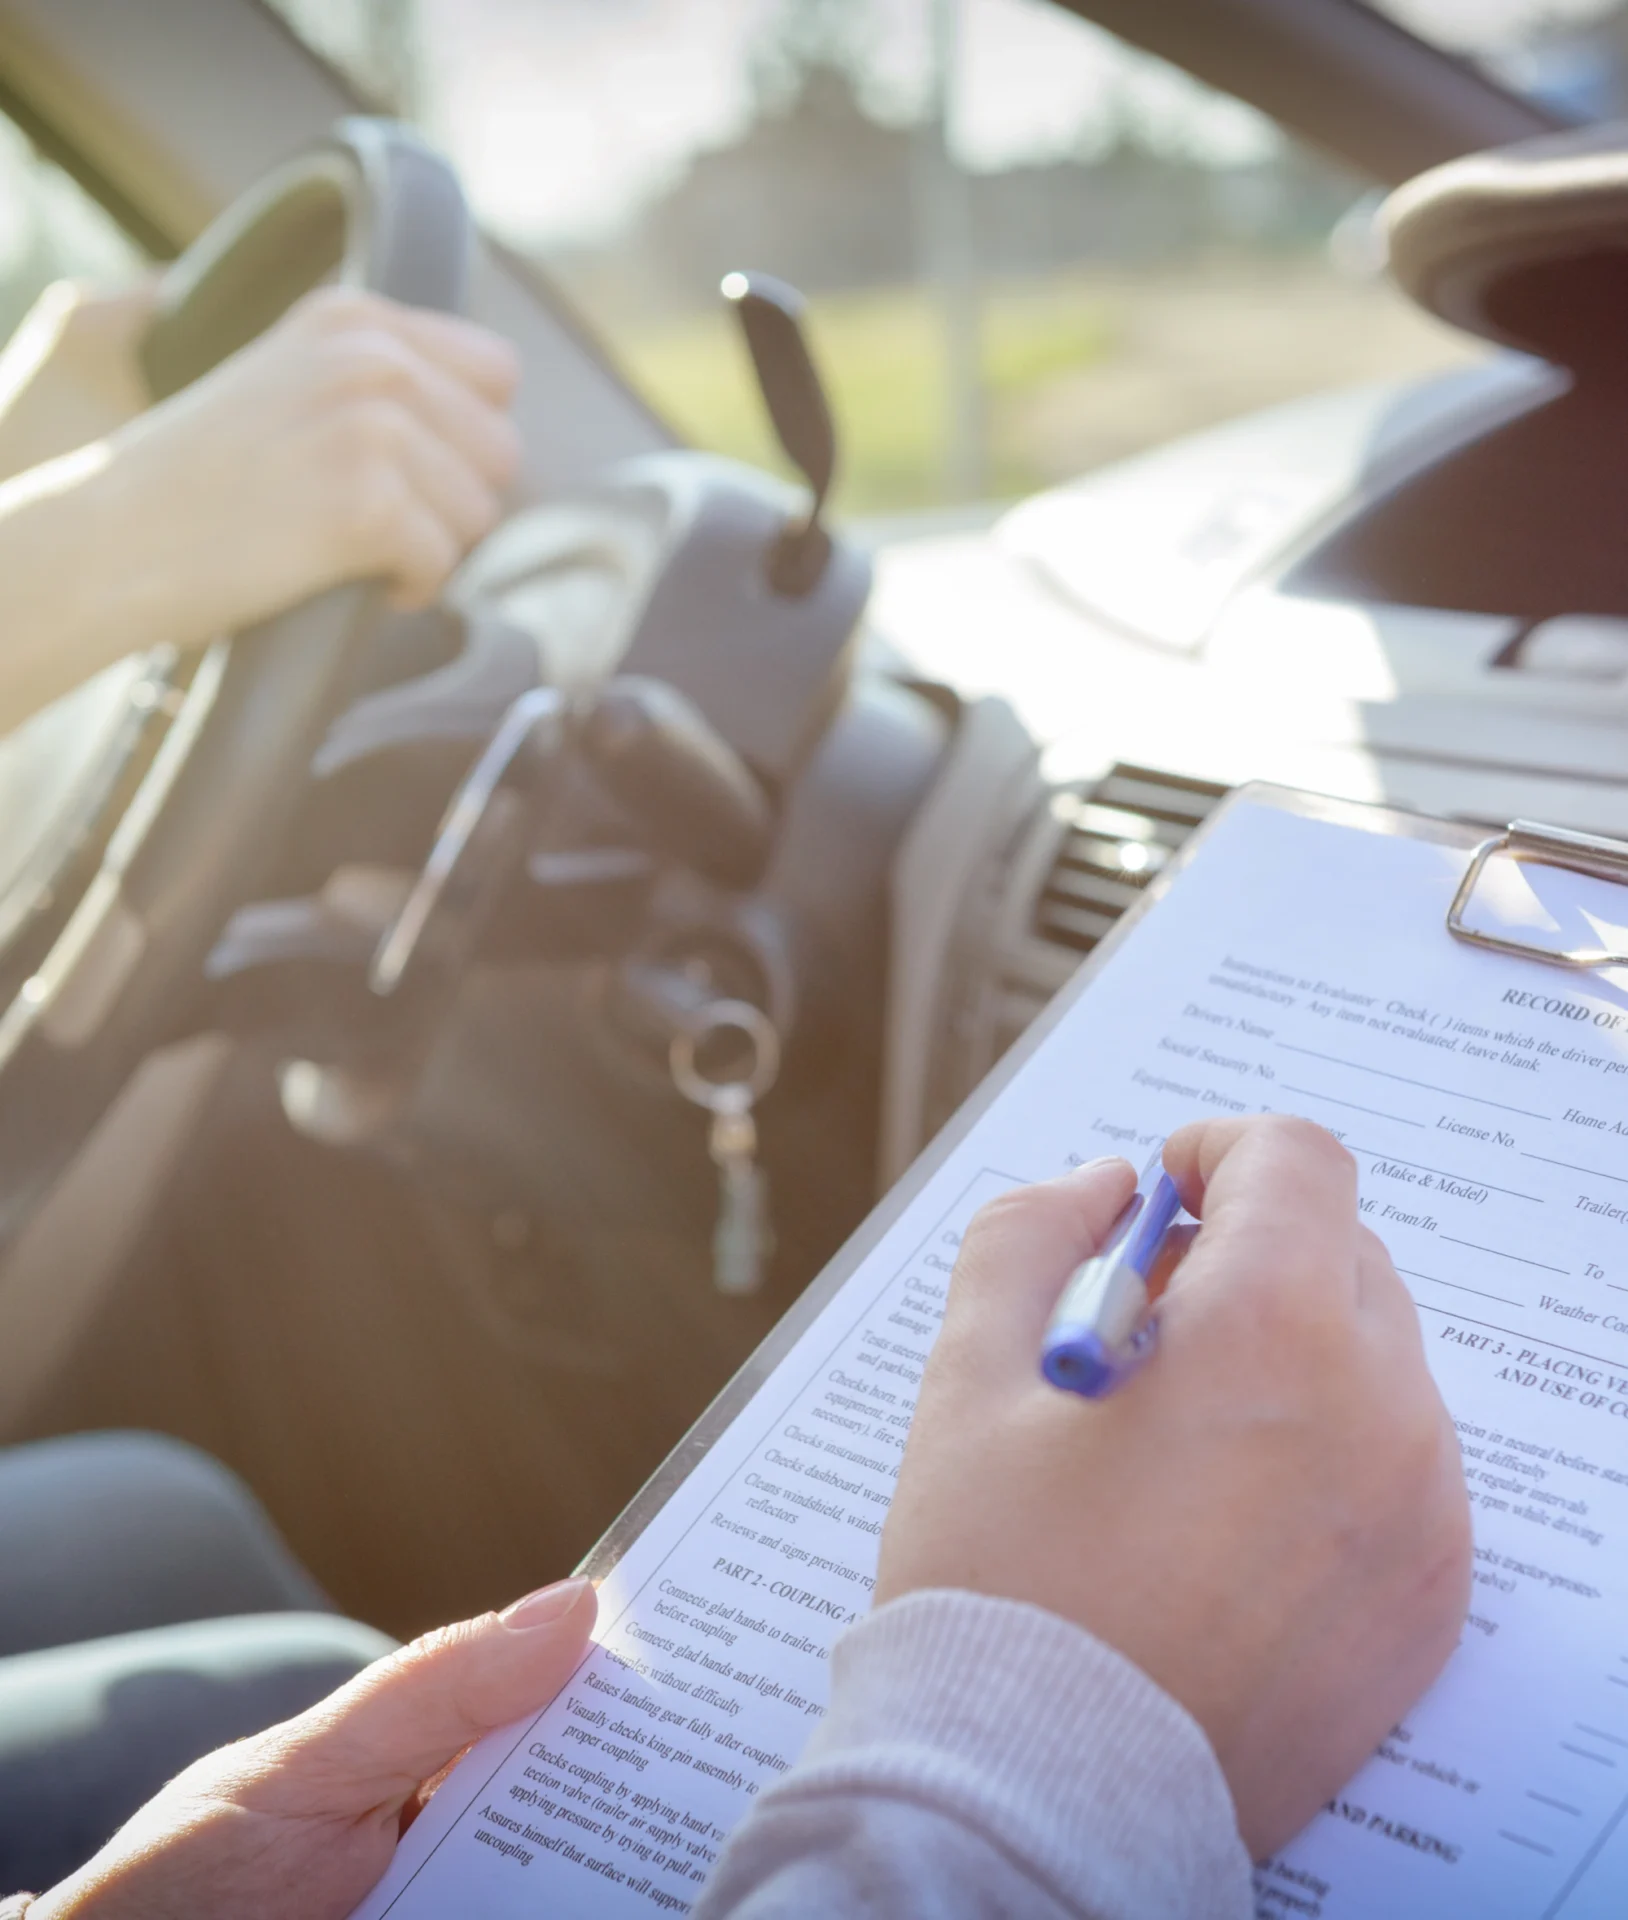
[1363, 1, 1628, 116]
[269, 0, 1484, 520]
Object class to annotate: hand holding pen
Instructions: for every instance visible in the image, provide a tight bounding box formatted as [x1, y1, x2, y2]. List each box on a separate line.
[876, 1114, 1470, 1861]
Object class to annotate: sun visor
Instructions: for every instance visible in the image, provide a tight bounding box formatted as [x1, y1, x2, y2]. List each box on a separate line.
[1385, 120, 1628, 376]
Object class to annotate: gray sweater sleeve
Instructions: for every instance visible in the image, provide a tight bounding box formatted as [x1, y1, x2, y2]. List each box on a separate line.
[695, 1589, 1253, 1920]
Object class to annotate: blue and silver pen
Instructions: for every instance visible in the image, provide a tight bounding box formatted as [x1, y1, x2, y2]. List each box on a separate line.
[1041, 1149, 1182, 1399]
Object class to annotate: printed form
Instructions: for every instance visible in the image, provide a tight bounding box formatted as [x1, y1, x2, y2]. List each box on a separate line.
[355, 797, 1628, 1920]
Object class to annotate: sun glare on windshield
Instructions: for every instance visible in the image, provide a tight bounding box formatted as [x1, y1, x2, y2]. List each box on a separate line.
[267, 0, 1510, 519]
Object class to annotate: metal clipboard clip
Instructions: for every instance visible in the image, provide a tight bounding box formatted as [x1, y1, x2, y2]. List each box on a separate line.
[1447, 819, 1628, 970]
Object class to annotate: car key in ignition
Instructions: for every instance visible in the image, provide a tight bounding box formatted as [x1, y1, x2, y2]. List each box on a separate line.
[669, 1000, 781, 1296]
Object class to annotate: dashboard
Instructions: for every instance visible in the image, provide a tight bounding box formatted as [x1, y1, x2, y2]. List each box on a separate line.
[865, 349, 1628, 1165]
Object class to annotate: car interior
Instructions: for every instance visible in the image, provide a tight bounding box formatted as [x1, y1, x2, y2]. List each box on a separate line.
[0, 0, 1623, 1645]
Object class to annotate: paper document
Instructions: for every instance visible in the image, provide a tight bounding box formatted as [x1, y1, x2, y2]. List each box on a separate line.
[356, 795, 1628, 1920]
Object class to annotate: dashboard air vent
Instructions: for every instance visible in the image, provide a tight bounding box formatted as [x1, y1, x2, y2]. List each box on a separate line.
[1034, 763, 1229, 957]
[917, 760, 1232, 1150]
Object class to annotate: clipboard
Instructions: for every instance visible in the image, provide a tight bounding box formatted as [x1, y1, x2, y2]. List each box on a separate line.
[580, 781, 1628, 1584]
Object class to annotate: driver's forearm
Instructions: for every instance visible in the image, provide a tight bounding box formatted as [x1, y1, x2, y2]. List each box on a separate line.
[0, 284, 154, 488]
[0, 443, 185, 734]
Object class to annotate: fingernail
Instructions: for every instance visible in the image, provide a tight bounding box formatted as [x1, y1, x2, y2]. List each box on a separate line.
[500, 1577, 593, 1631]
[1063, 1155, 1132, 1182]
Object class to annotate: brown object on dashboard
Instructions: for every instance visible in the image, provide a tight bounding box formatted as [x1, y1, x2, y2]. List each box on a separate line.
[1385, 119, 1628, 376]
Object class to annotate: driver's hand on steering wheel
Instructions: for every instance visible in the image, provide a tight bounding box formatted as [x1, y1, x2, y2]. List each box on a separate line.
[106, 284, 522, 622]
[0, 284, 520, 732]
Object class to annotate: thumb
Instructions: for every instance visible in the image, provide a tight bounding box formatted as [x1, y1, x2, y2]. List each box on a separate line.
[269, 1577, 598, 1814]
[938, 1157, 1137, 1384]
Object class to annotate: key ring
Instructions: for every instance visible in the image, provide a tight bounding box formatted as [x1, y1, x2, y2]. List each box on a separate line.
[669, 1000, 780, 1111]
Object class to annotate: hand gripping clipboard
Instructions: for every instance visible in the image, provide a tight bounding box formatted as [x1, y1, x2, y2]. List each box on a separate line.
[578, 783, 1628, 1584]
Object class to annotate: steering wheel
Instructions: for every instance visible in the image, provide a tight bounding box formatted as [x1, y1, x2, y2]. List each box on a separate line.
[0, 117, 472, 1234]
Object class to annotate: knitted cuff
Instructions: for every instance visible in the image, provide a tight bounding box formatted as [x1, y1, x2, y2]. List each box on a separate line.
[784, 1588, 1254, 1920]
